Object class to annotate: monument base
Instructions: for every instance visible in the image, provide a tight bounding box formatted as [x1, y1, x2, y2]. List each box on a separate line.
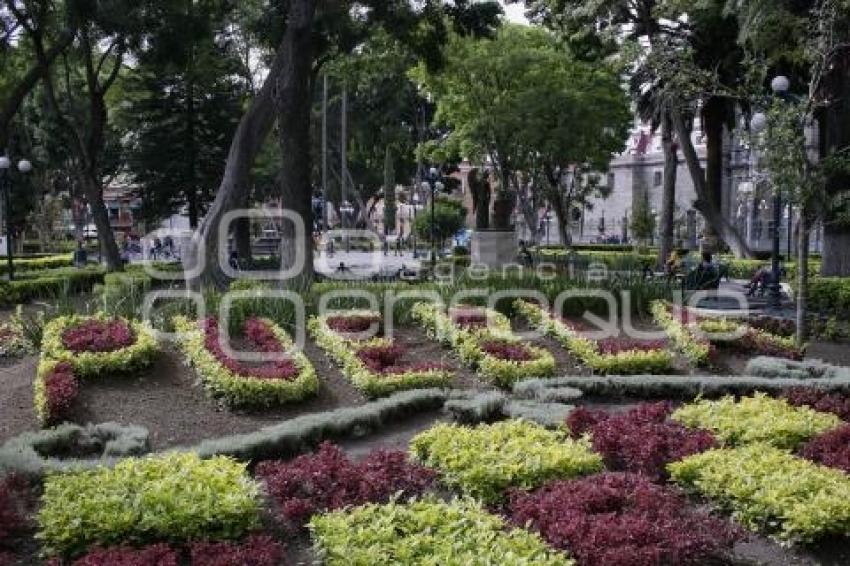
[471, 230, 517, 268]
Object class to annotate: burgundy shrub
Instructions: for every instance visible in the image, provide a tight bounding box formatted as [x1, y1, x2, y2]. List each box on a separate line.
[597, 339, 666, 356]
[0, 475, 29, 549]
[61, 319, 135, 353]
[451, 307, 489, 329]
[739, 329, 804, 360]
[190, 535, 283, 566]
[356, 343, 446, 375]
[799, 425, 850, 473]
[510, 473, 741, 566]
[201, 318, 298, 381]
[255, 442, 435, 528]
[0, 551, 15, 565]
[749, 316, 796, 337]
[325, 314, 381, 334]
[43, 362, 79, 424]
[479, 339, 534, 362]
[566, 403, 716, 481]
[782, 388, 850, 421]
[67, 544, 179, 566]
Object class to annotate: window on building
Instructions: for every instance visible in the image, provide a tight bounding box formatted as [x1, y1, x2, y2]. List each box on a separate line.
[653, 171, 663, 187]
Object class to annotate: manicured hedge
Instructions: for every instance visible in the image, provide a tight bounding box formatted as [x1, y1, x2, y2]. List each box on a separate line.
[0, 254, 73, 275]
[33, 360, 79, 425]
[410, 419, 602, 503]
[0, 267, 105, 305]
[309, 498, 572, 566]
[256, 442, 434, 528]
[783, 388, 850, 421]
[40, 314, 157, 379]
[516, 300, 674, 374]
[809, 277, 850, 317]
[669, 444, 850, 542]
[37, 452, 262, 557]
[672, 393, 841, 449]
[510, 473, 740, 565]
[174, 315, 318, 407]
[412, 302, 555, 387]
[566, 403, 716, 481]
[308, 310, 452, 397]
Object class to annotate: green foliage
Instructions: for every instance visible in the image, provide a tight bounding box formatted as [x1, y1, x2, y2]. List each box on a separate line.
[40, 314, 158, 379]
[672, 393, 841, 449]
[630, 194, 656, 244]
[745, 356, 850, 380]
[809, 277, 850, 317]
[0, 267, 106, 306]
[410, 419, 603, 503]
[443, 391, 508, 424]
[669, 444, 850, 542]
[0, 255, 73, 275]
[36, 452, 262, 557]
[173, 316, 319, 408]
[651, 301, 712, 366]
[413, 197, 467, 245]
[309, 498, 573, 566]
[504, 400, 575, 428]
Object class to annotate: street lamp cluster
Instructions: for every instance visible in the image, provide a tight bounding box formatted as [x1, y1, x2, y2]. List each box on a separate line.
[0, 156, 32, 280]
[750, 75, 791, 310]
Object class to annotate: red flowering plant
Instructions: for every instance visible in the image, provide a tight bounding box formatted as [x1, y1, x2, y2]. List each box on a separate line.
[509, 473, 741, 566]
[799, 425, 850, 473]
[450, 306, 490, 329]
[255, 442, 435, 529]
[190, 535, 284, 566]
[61, 318, 135, 354]
[35, 361, 80, 425]
[782, 388, 850, 421]
[597, 338, 667, 356]
[202, 318, 299, 381]
[0, 474, 30, 558]
[355, 342, 447, 375]
[566, 403, 717, 481]
[478, 339, 536, 362]
[173, 315, 318, 407]
[55, 544, 179, 566]
[325, 313, 381, 335]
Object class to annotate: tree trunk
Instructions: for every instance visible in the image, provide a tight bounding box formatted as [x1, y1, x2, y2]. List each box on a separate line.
[549, 191, 571, 248]
[657, 110, 677, 270]
[184, 23, 291, 288]
[185, 0, 198, 229]
[235, 180, 252, 264]
[671, 107, 753, 258]
[820, 56, 850, 276]
[276, 0, 317, 288]
[383, 146, 396, 234]
[82, 176, 122, 270]
[701, 97, 726, 248]
[796, 213, 810, 349]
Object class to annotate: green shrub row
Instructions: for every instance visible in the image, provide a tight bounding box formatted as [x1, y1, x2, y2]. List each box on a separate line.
[37, 452, 263, 557]
[411, 302, 556, 387]
[809, 277, 850, 317]
[0, 266, 105, 305]
[0, 254, 73, 275]
[173, 315, 319, 407]
[410, 419, 602, 503]
[309, 498, 572, 566]
[745, 356, 850, 380]
[669, 444, 850, 542]
[671, 393, 841, 449]
[307, 311, 453, 397]
[516, 300, 674, 374]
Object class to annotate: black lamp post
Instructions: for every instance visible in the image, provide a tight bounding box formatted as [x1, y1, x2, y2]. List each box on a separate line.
[423, 166, 444, 270]
[751, 75, 792, 311]
[0, 156, 31, 281]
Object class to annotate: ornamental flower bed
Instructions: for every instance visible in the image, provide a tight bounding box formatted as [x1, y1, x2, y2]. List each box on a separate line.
[782, 387, 850, 421]
[37, 453, 262, 558]
[308, 498, 571, 566]
[411, 302, 555, 387]
[672, 393, 841, 449]
[510, 472, 741, 565]
[410, 419, 602, 503]
[566, 403, 717, 481]
[516, 300, 674, 375]
[174, 315, 318, 407]
[33, 360, 79, 425]
[651, 301, 803, 363]
[669, 444, 850, 542]
[798, 425, 850, 473]
[255, 442, 435, 528]
[0, 319, 34, 358]
[308, 311, 453, 397]
[323, 310, 382, 337]
[40, 315, 157, 379]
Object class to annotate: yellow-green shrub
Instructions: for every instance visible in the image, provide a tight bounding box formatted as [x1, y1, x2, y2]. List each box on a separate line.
[650, 301, 711, 366]
[672, 393, 841, 449]
[410, 419, 602, 503]
[669, 444, 850, 542]
[37, 452, 262, 557]
[309, 498, 573, 566]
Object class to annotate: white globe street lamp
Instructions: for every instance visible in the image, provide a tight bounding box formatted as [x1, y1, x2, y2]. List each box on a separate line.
[0, 156, 10, 170]
[750, 112, 768, 134]
[771, 75, 790, 95]
[17, 160, 32, 173]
